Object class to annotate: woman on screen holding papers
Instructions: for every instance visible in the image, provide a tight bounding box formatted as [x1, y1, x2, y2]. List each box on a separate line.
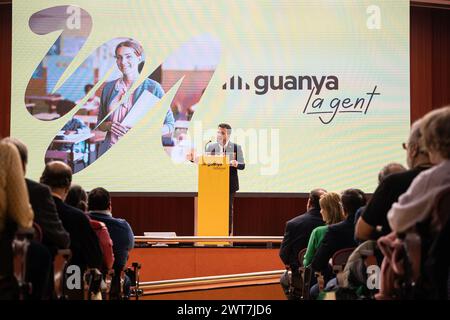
[96, 40, 174, 150]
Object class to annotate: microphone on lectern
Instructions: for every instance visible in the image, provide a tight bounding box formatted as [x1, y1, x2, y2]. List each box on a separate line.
[205, 139, 213, 152]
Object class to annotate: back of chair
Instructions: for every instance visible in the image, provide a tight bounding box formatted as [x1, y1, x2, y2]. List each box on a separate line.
[407, 187, 450, 300]
[103, 269, 115, 300]
[297, 248, 307, 268]
[32, 222, 43, 243]
[83, 268, 103, 300]
[435, 188, 450, 299]
[103, 262, 143, 300]
[12, 227, 34, 300]
[302, 266, 313, 300]
[125, 262, 142, 300]
[53, 249, 72, 299]
[296, 248, 310, 300]
[108, 269, 125, 300]
[332, 247, 356, 274]
[430, 216, 450, 299]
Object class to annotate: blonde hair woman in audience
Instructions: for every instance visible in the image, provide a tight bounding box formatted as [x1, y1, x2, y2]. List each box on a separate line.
[0, 141, 34, 233]
[388, 106, 450, 233]
[0, 140, 34, 298]
[303, 192, 344, 266]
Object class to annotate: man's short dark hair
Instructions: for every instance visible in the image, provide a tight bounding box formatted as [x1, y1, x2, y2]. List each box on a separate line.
[341, 188, 366, 216]
[309, 188, 327, 209]
[40, 161, 72, 189]
[88, 187, 111, 211]
[218, 123, 232, 134]
[2, 137, 28, 167]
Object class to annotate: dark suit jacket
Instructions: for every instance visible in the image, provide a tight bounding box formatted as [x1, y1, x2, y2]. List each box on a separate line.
[26, 179, 70, 251]
[206, 141, 245, 193]
[89, 212, 134, 272]
[311, 212, 358, 272]
[53, 197, 102, 269]
[279, 208, 324, 270]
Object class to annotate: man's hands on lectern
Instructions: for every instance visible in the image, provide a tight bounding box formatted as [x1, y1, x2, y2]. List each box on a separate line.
[230, 160, 238, 167]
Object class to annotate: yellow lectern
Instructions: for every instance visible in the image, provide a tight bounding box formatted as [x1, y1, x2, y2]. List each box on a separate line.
[196, 154, 230, 240]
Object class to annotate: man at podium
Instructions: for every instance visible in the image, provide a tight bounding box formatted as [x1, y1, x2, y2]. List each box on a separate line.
[206, 123, 245, 235]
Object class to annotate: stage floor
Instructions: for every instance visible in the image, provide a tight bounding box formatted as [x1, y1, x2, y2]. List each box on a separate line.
[128, 246, 284, 282]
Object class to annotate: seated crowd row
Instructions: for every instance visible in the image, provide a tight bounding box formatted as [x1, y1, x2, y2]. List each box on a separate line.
[1, 106, 449, 300]
[279, 106, 450, 300]
[0, 137, 135, 300]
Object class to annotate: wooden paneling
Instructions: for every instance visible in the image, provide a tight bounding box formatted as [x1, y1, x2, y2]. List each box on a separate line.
[432, 10, 450, 109]
[234, 197, 308, 236]
[412, 0, 450, 9]
[410, 7, 433, 122]
[111, 196, 195, 236]
[111, 196, 308, 236]
[0, 3, 11, 138]
[1, 4, 450, 236]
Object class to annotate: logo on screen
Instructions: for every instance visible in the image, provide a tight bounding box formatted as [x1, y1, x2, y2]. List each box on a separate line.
[222, 76, 250, 90]
[222, 73, 380, 125]
[222, 74, 338, 95]
[302, 85, 380, 125]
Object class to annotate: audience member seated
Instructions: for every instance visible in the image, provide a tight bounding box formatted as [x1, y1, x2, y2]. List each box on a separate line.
[388, 106, 450, 233]
[87, 187, 134, 297]
[310, 189, 367, 299]
[3, 138, 70, 252]
[303, 192, 344, 267]
[279, 188, 327, 300]
[3, 138, 73, 299]
[355, 120, 432, 241]
[353, 163, 407, 240]
[39, 161, 103, 299]
[376, 107, 450, 300]
[0, 141, 34, 299]
[66, 185, 114, 271]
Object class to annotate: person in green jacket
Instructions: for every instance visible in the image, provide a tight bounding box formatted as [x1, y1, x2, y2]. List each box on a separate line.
[303, 192, 344, 267]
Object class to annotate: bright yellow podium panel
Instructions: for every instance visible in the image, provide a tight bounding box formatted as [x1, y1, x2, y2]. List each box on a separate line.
[196, 155, 229, 241]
